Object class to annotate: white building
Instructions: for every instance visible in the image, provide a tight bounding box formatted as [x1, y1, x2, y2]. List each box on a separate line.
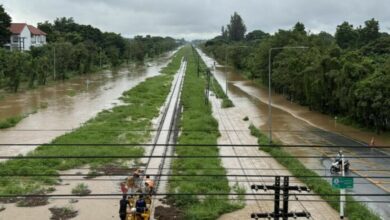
[6, 23, 47, 51]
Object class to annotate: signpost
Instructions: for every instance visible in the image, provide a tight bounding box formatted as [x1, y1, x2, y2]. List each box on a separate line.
[332, 177, 354, 189]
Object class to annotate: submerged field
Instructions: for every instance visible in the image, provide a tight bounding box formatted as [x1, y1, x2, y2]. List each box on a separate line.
[0, 49, 184, 195]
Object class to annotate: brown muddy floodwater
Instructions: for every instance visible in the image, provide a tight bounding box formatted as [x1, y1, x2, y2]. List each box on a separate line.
[0, 51, 175, 156]
[198, 49, 390, 219]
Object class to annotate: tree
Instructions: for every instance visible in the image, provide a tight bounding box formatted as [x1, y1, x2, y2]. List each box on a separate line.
[0, 5, 12, 45]
[245, 30, 268, 41]
[359, 18, 380, 45]
[221, 26, 228, 39]
[227, 12, 246, 41]
[293, 22, 306, 35]
[335, 22, 358, 49]
[5, 52, 30, 92]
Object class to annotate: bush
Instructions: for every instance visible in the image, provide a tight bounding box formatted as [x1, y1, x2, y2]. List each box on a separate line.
[49, 206, 78, 220]
[71, 183, 91, 196]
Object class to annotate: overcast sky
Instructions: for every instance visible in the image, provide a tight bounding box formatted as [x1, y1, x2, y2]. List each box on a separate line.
[2, 0, 390, 40]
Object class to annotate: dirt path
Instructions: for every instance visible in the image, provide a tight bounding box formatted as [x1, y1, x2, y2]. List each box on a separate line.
[209, 95, 341, 220]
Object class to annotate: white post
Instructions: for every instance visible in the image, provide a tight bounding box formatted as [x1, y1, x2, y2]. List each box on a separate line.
[340, 151, 345, 219]
[225, 48, 228, 96]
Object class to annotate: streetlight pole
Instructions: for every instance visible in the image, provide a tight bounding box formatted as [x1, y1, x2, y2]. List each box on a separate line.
[268, 46, 308, 144]
[225, 47, 228, 96]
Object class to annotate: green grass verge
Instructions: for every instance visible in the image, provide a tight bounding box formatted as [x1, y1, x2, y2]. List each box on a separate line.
[0, 115, 26, 129]
[210, 73, 234, 108]
[248, 124, 381, 220]
[168, 46, 242, 220]
[0, 49, 185, 195]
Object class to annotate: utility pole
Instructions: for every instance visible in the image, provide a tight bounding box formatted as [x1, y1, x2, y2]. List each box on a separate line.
[225, 48, 228, 96]
[251, 176, 311, 220]
[340, 151, 345, 219]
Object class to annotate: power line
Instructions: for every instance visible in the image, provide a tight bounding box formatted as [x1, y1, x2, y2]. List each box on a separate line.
[1, 155, 389, 159]
[1, 173, 389, 179]
[0, 143, 389, 148]
[1, 128, 386, 134]
[2, 178, 385, 185]
[52, 167, 390, 172]
[0, 194, 385, 204]
[0, 193, 387, 198]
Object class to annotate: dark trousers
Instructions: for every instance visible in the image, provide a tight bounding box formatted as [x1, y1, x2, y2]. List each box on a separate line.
[120, 213, 126, 220]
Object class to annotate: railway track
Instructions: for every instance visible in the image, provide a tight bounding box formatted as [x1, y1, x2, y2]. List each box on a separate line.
[140, 57, 186, 218]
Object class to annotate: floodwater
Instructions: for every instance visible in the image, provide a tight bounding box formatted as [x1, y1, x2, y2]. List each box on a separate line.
[197, 49, 390, 220]
[0, 51, 175, 156]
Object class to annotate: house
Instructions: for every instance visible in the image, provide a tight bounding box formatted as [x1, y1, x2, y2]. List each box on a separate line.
[5, 23, 47, 51]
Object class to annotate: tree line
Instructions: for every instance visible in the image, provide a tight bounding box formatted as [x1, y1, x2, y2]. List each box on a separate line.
[0, 5, 179, 92]
[203, 12, 390, 132]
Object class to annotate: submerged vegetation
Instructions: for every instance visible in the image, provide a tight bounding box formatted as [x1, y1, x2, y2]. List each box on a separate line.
[71, 183, 91, 196]
[0, 49, 184, 195]
[0, 115, 26, 129]
[168, 46, 242, 219]
[248, 124, 381, 220]
[210, 75, 234, 108]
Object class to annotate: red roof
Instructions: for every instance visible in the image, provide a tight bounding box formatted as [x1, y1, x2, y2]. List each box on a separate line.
[9, 23, 26, 34]
[9, 23, 47, 36]
[27, 25, 47, 35]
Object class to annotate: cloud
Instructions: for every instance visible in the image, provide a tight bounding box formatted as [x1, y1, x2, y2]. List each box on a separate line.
[2, 0, 389, 40]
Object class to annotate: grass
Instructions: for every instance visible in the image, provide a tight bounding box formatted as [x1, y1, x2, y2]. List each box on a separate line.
[71, 183, 91, 196]
[0, 49, 185, 195]
[0, 115, 26, 129]
[248, 124, 381, 220]
[49, 206, 78, 220]
[66, 90, 77, 97]
[0, 104, 50, 129]
[40, 102, 49, 109]
[210, 75, 234, 108]
[168, 46, 242, 220]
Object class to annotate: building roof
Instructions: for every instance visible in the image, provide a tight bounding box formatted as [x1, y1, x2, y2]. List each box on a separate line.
[9, 23, 47, 36]
[27, 25, 47, 35]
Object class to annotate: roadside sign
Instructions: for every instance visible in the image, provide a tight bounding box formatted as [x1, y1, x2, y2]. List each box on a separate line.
[332, 177, 354, 189]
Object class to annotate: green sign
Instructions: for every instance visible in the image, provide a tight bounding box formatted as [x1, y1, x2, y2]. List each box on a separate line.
[332, 177, 354, 189]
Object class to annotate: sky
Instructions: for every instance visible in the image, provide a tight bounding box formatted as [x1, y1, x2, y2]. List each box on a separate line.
[2, 0, 390, 40]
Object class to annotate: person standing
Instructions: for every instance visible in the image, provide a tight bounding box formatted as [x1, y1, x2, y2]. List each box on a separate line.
[119, 195, 128, 220]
